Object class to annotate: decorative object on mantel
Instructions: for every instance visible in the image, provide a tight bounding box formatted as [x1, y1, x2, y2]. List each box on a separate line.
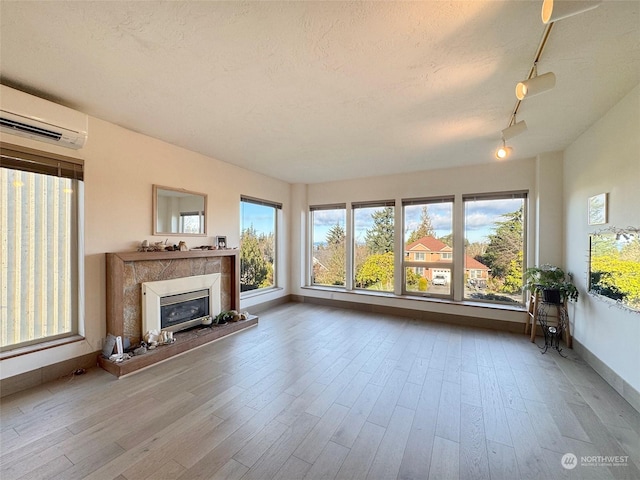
[216, 236, 227, 249]
[138, 239, 171, 252]
[589, 226, 640, 312]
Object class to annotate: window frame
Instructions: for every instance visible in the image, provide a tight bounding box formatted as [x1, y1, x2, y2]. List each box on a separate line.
[401, 196, 455, 299]
[1, 142, 84, 351]
[462, 191, 528, 306]
[304, 191, 528, 310]
[309, 204, 347, 288]
[239, 195, 281, 295]
[351, 200, 395, 293]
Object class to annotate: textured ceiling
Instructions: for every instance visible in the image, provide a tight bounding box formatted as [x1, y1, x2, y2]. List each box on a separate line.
[1, 1, 638, 184]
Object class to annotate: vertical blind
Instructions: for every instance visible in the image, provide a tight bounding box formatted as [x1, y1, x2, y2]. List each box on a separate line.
[1, 143, 83, 349]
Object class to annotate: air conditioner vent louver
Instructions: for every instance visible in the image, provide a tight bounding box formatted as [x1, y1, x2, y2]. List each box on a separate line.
[0, 85, 88, 150]
[0, 117, 63, 141]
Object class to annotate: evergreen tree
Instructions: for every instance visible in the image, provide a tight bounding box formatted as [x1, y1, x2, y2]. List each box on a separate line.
[326, 224, 345, 246]
[407, 206, 436, 244]
[480, 207, 523, 280]
[365, 207, 394, 254]
[240, 227, 269, 291]
[439, 233, 457, 248]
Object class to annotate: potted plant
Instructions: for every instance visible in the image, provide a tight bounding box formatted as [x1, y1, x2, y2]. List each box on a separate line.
[524, 264, 579, 304]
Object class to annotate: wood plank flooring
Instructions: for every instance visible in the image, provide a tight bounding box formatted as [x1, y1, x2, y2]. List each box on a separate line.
[1, 303, 639, 480]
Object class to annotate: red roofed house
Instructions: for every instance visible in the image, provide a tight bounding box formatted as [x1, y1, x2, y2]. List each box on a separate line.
[405, 236, 489, 286]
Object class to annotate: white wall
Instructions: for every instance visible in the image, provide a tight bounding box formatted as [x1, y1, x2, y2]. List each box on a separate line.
[564, 84, 640, 395]
[1, 116, 291, 379]
[291, 159, 543, 324]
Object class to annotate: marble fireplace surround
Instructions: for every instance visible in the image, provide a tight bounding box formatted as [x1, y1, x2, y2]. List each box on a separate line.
[106, 250, 240, 344]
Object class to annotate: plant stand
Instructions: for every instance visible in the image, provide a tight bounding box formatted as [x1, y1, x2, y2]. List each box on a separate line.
[535, 301, 569, 357]
[525, 292, 572, 351]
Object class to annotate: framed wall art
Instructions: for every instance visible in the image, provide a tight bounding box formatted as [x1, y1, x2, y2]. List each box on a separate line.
[588, 193, 607, 225]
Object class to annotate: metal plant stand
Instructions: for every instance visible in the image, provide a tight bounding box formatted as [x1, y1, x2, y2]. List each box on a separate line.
[536, 301, 569, 357]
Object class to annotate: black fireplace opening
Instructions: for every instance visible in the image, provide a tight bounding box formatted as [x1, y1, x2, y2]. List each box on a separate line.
[160, 288, 210, 332]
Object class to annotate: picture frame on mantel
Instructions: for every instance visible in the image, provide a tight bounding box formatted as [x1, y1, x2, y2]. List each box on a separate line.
[216, 236, 227, 249]
[588, 193, 607, 225]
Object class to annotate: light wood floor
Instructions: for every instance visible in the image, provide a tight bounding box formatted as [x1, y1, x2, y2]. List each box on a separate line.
[2, 303, 639, 480]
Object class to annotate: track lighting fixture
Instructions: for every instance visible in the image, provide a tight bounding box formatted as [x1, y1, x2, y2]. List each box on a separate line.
[542, 0, 601, 24]
[493, 0, 597, 160]
[495, 139, 512, 160]
[516, 66, 556, 100]
[501, 119, 528, 140]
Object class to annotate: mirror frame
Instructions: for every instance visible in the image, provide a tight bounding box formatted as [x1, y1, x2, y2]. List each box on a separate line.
[153, 184, 207, 236]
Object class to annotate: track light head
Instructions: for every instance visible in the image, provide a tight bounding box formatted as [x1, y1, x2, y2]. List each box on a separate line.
[516, 71, 556, 100]
[495, 140, 512, 160]
[502, 120, 528, 140]
[542, 0, 601, 24]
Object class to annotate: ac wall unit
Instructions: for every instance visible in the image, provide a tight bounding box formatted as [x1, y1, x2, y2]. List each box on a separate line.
[0, 85, 88, 149]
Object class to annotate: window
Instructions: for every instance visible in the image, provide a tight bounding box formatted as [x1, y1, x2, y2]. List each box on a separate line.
[403, 198, 454, 296]
[1, 144, 83, 350]
[240, 196, 280, 293]
[180, 211, 204, 234]
[310, 205, 346, 287]
[463, 193, 526, 304]
[352, 201, 394, 292]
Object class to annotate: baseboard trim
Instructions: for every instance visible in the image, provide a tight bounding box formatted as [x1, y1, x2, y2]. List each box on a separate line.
[571, 339, 640, 414]
[245, 295, 293, 314]
[292, 295, 525, 333]
[0, 350, 100, 398]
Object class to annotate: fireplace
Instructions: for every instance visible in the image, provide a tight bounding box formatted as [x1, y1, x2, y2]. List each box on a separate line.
[104, 250, 257, 377]
[142, 273, 221, 335]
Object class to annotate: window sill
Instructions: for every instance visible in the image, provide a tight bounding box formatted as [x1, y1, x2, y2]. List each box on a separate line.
[0, 335, 85, 361]
[240, 286, 284, 301]
[301, 286, 525, 313]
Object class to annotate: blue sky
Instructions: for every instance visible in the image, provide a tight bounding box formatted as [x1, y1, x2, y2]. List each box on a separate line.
[241, 201, 276, 235]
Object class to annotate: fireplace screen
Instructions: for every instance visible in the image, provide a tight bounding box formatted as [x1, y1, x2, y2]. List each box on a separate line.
[160, 288, 210, 330]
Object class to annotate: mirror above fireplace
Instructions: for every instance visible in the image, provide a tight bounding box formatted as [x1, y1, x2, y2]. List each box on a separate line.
[153, 185, 207, 236]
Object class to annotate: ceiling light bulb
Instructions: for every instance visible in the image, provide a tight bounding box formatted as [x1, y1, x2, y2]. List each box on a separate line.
[495, 144, 512, 160]
[516, 72, 556, 100]
[542, 0, 601, 24]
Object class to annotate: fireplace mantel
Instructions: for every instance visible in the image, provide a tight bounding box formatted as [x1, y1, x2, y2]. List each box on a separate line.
[102, 249, 255, 377]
